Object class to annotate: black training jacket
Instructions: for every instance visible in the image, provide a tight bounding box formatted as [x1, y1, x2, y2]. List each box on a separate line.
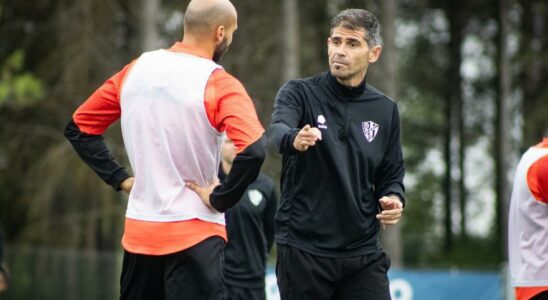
[220, 168, 277, 289]
[267, 71, 405, 257]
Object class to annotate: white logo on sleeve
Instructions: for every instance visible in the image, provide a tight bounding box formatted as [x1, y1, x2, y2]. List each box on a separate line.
[317, 115, 328, 129]
[362, 121, 379, 142]
[248, 189, 263, 206]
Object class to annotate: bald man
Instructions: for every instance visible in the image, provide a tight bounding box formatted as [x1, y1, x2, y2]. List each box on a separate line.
[64, 0, 266, 299]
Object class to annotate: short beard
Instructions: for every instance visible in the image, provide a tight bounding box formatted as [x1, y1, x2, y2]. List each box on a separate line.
[330, 66, 351, 80]
[330, 64, 367, 86]
[213, 37, 229, 63]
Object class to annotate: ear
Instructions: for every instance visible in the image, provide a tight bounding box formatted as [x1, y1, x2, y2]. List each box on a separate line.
[368, 45, 382, 63]
[327, 37, 331, 46]
[215, 25, 225, 44]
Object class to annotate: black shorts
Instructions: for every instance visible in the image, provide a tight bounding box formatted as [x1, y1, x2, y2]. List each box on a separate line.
[224, 284, 266, 300]
[120, 236, 225, 300]
[276, 244, 391, 300]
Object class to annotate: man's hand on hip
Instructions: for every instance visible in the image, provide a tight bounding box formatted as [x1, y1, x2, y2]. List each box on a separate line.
[120, 177, 135, 194]
[186, 178, 220, 209]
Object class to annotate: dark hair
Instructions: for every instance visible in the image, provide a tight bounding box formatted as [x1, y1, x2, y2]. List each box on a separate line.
[330, 9, 381, 46]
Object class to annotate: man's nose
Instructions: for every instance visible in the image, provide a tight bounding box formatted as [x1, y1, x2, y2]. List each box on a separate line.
[333, 50, 345, 58]
[334, 46, 347, 57]
[334, 52, 346, 61]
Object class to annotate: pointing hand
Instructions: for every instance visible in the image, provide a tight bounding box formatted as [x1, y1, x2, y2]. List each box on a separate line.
[293, 124, 322, 151]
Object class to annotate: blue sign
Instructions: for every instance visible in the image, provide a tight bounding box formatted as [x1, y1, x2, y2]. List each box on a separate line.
[388, 270, 502, 300]
[265, 268, 502, 300]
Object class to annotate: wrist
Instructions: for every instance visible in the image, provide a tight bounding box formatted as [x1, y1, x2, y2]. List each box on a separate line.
[288, 128, 300, 152]
[387, 194, 404, 207]
[120, 177, 135, 193]
[387, 194, 400, 200]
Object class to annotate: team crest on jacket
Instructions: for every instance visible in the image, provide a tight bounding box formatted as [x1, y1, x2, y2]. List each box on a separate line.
[362, 121, 379, 142]
[248, 189, 263, 206]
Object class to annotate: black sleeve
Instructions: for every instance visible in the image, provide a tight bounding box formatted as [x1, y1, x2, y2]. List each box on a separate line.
[64, 118, 130, 191]
[374, 104, 406, 206]
[209, 135, 266, 212]
[267, 81, 303, 155]
[263, 177, 278, 252]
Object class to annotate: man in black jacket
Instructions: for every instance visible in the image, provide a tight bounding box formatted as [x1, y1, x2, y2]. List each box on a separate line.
[219, 138, 277, 300]
[267, 9, 405, 300]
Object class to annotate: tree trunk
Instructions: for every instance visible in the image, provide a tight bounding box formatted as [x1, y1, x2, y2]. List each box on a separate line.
[141, 0, 162, 51]
[443, 96, 454, 251]
[495, 0, 511, 261]
[443, 0, 465, 251]
[283, 0, 299, 81]
[450, 1, 467, 242]
[519, 0, 548, 149]
[374, 0, 402, 268]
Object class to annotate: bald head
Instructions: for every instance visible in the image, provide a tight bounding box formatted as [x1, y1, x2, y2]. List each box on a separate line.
[184, 0, 237, 37]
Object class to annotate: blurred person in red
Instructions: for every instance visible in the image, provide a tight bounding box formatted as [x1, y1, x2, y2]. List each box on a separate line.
[508, 136, 548, 300]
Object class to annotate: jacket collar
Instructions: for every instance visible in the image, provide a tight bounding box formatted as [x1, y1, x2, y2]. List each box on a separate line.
[326, 71, 366, 99]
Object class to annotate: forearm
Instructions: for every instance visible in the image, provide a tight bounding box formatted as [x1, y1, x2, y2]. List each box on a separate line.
[64, 119, 130, 190]
[268, 81, 303, 154]
[375, 104, 406, 205]
[267, 123, 300, 154]
[209, 136, 266, 212]
[376, 173, 405, 202]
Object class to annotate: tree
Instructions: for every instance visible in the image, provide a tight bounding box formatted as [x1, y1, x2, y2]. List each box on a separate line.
[397, 1, 449, 266]
[0, 0, 136, 250]
[368, 0, 403, 268]
[282, 0, 299, 81]
[495, 0, 511, 260]
[141, 0, 163, 51]
[447, 0, 468, 242]
[440, 0, 467, 251]
[518, 0, 548, 149]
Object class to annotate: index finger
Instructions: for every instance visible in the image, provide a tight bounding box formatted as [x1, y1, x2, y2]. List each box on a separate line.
[299, 130, 319, 138]
[380, 207, 403, 215]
